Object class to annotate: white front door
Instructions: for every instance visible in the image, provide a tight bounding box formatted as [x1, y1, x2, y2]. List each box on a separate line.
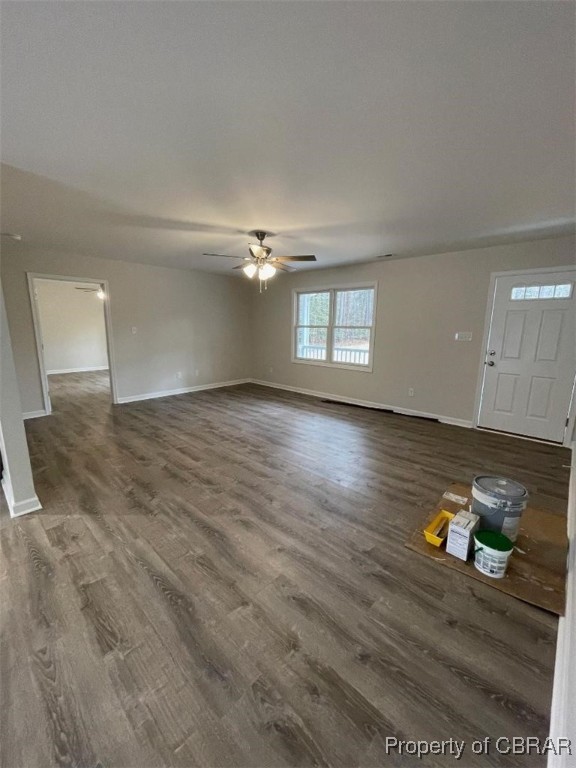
[478, 269, 576, 442]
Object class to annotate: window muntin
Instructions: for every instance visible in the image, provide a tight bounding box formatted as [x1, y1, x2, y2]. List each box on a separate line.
[510, 283, 572, 301]
[294, 286, 376, 368]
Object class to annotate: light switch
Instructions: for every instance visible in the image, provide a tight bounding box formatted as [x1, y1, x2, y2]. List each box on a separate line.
[131, 326, 137, 335]
[454, 332, 473, 342]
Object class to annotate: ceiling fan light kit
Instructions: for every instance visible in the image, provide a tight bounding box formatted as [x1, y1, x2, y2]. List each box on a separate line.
[242, 263, 258, 279]
[258, 263, 276, 281]
[203, 230, 317, 291]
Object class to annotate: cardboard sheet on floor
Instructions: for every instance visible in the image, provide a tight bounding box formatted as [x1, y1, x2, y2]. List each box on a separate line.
[406, 483, 568, 615]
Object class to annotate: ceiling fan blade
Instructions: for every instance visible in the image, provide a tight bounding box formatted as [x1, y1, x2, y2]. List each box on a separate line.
[274, 255, 317, 262]
[203, 253, 247, 259]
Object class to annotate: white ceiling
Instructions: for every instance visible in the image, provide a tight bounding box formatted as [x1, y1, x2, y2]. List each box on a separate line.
[1, 1, 574, 274]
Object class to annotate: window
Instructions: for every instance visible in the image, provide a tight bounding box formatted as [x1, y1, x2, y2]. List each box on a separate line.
[510, 283, 572, 301]
[294, 286, 376, 368]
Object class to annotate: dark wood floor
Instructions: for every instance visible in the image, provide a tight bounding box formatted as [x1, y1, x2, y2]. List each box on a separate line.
[1, 372, 571, 768]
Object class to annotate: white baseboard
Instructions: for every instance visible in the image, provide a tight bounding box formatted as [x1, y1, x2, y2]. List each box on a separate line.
[548, 443, 576, 768]
[1, 478, 42, 517]
[22, 409, 48, 420]
[46, 366, 109, 374]
[23, 379, 473, 428]
[9, 495, 43, 517]
[438, 416, 474, 429]
[250, 379, 474, 429]
[116, 378, 252, 404]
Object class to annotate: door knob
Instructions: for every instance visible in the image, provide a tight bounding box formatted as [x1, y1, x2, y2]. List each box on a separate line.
[485, 361, 495, 366]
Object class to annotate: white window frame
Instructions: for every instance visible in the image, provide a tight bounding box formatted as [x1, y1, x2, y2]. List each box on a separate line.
[292, 282, 377, 372]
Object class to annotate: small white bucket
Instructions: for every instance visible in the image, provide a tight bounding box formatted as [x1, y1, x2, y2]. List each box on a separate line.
[473, 530, 513, 579]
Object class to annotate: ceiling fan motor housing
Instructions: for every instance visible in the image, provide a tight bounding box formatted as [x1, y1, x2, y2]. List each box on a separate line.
[248, 243, 272, 261]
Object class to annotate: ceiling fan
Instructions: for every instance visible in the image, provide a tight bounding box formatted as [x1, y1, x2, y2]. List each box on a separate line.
[203, 231, 316, 290]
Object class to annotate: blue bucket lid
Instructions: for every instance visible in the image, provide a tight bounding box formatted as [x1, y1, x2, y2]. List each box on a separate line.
[473, 476, 528, 501]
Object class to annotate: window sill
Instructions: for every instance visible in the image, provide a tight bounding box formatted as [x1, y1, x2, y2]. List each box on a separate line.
[291, 358, 374, 373]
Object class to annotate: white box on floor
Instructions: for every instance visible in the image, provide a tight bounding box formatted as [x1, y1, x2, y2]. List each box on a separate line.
[446, 510, 480, 561]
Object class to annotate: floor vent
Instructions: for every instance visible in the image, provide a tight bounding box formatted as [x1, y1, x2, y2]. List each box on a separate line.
[320, 398, 440, 422]
[321, 399, 393, 413]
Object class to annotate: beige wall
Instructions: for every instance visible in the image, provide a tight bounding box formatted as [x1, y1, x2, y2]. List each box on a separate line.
[36, 280, 109, 373]
[2, 248, 253, 414]
[252, 236, 576, 424]
[3, 237, 574, 422]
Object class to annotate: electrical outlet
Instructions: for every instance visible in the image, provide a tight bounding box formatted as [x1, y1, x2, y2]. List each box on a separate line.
[176, 371, 182, 380]
[195, 369, 199, 377]
[408, 387, 415, 397]
[131, 326, 137, 335]
[269, 366, 274, 373]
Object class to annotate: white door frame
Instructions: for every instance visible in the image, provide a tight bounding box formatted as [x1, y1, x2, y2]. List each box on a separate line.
[27, 272, 119, 413]
[474, 265, 576, 448]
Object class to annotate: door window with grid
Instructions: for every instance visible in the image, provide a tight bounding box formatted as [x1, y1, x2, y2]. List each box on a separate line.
[294, 286, 376, 368]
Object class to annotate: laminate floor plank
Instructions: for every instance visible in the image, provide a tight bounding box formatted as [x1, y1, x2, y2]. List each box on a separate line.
[1, 372, 570, 768]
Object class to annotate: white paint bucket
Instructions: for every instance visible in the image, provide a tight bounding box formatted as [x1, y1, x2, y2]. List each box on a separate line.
[473, 530, 514, 579]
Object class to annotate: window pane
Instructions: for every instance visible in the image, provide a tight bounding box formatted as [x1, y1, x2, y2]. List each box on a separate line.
[538, 285, 555, 299]
[510, 283, 573, 301]
[298, 292, 330, 326]
[334, 289, 374, 327]
[554, 283, 572, 298]
[332, 327, 371, 365]
[296, 327, 327, 360]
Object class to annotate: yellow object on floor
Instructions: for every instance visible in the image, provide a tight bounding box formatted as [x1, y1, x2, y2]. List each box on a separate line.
[423, 509, 455, 546]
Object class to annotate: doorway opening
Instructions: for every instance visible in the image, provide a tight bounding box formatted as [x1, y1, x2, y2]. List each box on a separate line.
[475, 266, 576, 446]
[27, 273, 118, 415]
